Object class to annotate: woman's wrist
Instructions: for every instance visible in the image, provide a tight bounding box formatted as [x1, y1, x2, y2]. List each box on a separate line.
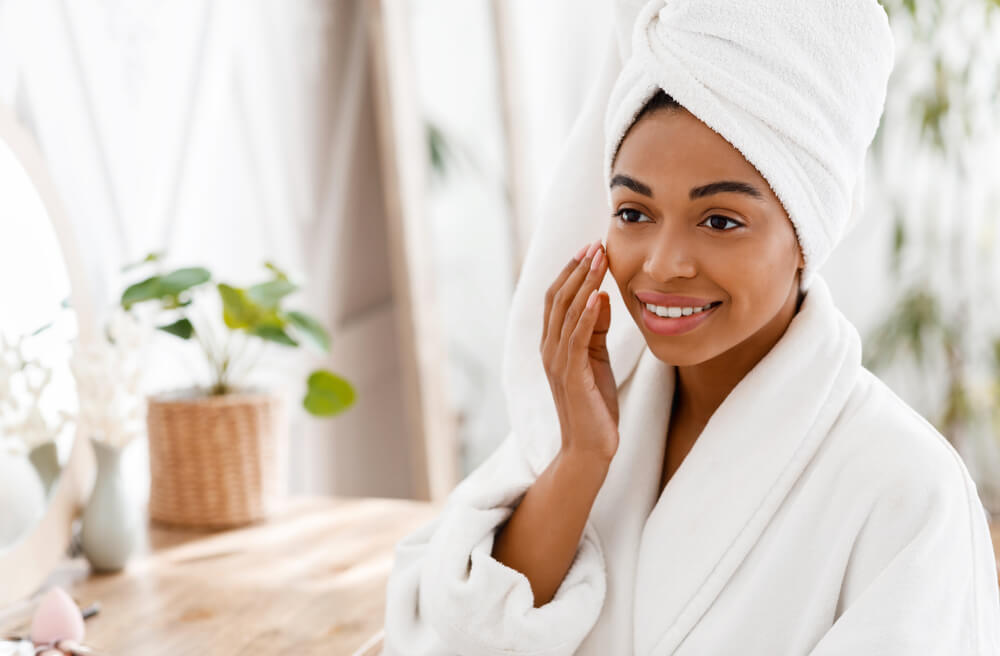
[490, 442, 611, 607]
[555, 446, 613, 495]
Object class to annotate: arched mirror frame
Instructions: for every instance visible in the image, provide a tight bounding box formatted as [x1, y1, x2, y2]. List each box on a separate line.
[0, 102, 97, 605]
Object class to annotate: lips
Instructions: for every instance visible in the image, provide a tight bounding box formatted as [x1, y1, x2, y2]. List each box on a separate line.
[635, 291, 717, 306]
[639, 300, 720, 336]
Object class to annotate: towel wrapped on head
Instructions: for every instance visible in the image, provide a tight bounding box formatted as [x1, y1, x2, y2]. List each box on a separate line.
[604, 0, 895, 291]
[499, 0, 897, 469]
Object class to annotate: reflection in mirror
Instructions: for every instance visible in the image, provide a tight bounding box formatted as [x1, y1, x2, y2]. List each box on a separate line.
[398, 1, 612, 479]
[0, 135, 77, 549]
[405, 1, 515, 477]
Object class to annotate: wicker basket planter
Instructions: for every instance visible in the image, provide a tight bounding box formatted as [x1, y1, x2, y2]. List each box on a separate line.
[145, 388, 286, 528]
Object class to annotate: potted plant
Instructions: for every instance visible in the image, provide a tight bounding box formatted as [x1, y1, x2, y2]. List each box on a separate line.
[119, 254, 355, 527]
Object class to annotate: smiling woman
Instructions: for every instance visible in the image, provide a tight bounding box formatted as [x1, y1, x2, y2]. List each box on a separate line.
[607, 90, 804, 376]
[604, 91, 810, 494]
[381, 1, 1000, 654]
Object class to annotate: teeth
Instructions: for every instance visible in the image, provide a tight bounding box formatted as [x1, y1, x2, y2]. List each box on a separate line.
[643, 301, 715, 318]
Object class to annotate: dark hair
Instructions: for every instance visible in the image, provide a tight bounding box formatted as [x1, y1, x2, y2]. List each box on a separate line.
[612, 89, 683, 167]
[635, 88, 683, 122]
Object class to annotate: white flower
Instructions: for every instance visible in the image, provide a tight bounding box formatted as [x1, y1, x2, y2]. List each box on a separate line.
[69, 307, 152, 449]
[0, 331, 62, 451]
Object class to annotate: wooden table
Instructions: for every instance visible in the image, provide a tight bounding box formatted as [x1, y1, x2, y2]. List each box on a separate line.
[3, 501, 1000, 654]
[0, 496, 440, 655]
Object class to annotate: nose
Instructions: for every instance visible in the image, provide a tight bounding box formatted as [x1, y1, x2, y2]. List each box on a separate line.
[642, 225, 697, 281]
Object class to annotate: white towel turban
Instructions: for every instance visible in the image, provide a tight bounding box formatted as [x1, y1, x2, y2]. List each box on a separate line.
[501, 0, 895, 468]
[604, 0, 895, 291]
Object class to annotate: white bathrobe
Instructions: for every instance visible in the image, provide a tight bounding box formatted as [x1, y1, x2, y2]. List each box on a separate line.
[380, 5, 1000, 654]
[381, 269, 1000, 655]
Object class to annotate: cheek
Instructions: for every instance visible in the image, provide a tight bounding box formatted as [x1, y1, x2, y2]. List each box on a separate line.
[723, 235, 798, 313]
[605, 236, 637, 292]
[604, 235, 623, 279]
[605, 242, 635, 321]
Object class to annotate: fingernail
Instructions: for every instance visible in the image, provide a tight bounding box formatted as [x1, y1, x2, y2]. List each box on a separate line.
[573, 243, 589, 261]
[590, 249, 603, 271]
[585, 241, 601, 259]
[586, 289, 598, 309]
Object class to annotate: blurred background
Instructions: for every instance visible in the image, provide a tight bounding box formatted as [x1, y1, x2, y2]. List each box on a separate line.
[1, 0, 999, 519]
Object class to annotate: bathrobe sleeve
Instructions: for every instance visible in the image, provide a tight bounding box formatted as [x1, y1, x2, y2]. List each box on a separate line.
[808, 444, 1000, 655]
[381, 431, 608, 656]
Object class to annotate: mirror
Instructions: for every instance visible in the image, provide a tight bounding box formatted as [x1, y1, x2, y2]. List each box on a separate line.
[371, 0, 610, 490]
[0, 102, 95, 604]
[368, 0, 517, 501]
[0, 128, 77, 543]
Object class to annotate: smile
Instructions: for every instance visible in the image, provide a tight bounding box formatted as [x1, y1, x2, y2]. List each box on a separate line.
[639, 300, 722, 336]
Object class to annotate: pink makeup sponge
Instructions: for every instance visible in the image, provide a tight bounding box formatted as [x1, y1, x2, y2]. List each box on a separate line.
[29, 587, 85, 644]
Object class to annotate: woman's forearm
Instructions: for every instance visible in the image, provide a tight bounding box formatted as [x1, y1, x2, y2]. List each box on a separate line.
[490, 447, 611, 607]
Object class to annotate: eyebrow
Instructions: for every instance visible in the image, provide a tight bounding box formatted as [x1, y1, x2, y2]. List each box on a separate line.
[609, 174, 764, 201]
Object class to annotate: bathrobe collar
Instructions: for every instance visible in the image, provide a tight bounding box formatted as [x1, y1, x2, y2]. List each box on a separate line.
[602, 274, 863, 654]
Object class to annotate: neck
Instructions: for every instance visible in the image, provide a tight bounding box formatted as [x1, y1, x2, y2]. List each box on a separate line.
[673, 284, 804, 424]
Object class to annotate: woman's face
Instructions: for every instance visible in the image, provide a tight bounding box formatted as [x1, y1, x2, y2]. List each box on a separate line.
[606, 107, 804, 367]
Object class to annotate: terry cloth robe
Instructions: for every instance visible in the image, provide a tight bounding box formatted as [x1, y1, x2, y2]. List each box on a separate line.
[380, 4, 1000, 653]
[383, 270, 1000, 656]
[381, 269, 1000, 655]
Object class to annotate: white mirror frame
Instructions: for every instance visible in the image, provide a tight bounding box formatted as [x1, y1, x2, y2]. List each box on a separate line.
[0, 102, 97, 605]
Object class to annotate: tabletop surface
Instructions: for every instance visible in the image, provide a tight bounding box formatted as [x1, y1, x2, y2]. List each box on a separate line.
[3, 499, 1000, 655]
[1, 496, 441, 655]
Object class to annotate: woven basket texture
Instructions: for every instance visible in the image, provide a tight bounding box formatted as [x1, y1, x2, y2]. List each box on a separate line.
[146, 390, 286, 528]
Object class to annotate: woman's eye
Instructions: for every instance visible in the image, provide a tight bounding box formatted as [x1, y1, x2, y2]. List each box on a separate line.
[614, 208, 651, 224]
[701, 215, 743, 231]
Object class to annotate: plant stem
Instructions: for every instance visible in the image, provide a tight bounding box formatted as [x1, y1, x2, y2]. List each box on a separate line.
[188, 293, 225, 393]
[225, 329, 251, 388]
[237, 335, 266, 386]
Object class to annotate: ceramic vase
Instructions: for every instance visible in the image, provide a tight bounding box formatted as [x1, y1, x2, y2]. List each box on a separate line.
[28, 441, 60, 497]
[79, 439, 142, 572]
[0, 450, 46, 548]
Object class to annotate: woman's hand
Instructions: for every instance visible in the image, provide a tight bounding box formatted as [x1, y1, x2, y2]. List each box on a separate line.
[541, 240, 619, 463]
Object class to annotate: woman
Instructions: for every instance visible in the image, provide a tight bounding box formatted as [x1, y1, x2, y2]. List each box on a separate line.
[381, 1, 1000, 654]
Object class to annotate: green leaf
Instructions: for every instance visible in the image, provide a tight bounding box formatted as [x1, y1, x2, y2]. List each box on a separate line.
[264, 261, 289, 281]
[158, 318, 195, 339]
[286, 310, 330, 352]
[159, 267, 211, 295]
[31, 321, 53, 336]
[121, 275, 164, 309]
[121, 267, 210, 309]
[303, 370, 356, 417]
[889, 211, 906, 274]
[428, 121, 449, 177]
[162, 295, 193, 310]
[121, 251, 164, 273]
[218, 284, 257, 329]
[248, 279, 298, 309]
[250, 323, 298, 346]
[219, 282, 299, 346]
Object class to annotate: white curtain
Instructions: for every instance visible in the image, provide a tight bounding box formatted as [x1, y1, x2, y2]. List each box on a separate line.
[0, 0, 629, 499]
[0, 0, 418, 499]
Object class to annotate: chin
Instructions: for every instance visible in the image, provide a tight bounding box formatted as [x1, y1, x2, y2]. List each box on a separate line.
[627, 314, 716, 366]
[645, 341, 717, 367]
[627, 300, 730, 366]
